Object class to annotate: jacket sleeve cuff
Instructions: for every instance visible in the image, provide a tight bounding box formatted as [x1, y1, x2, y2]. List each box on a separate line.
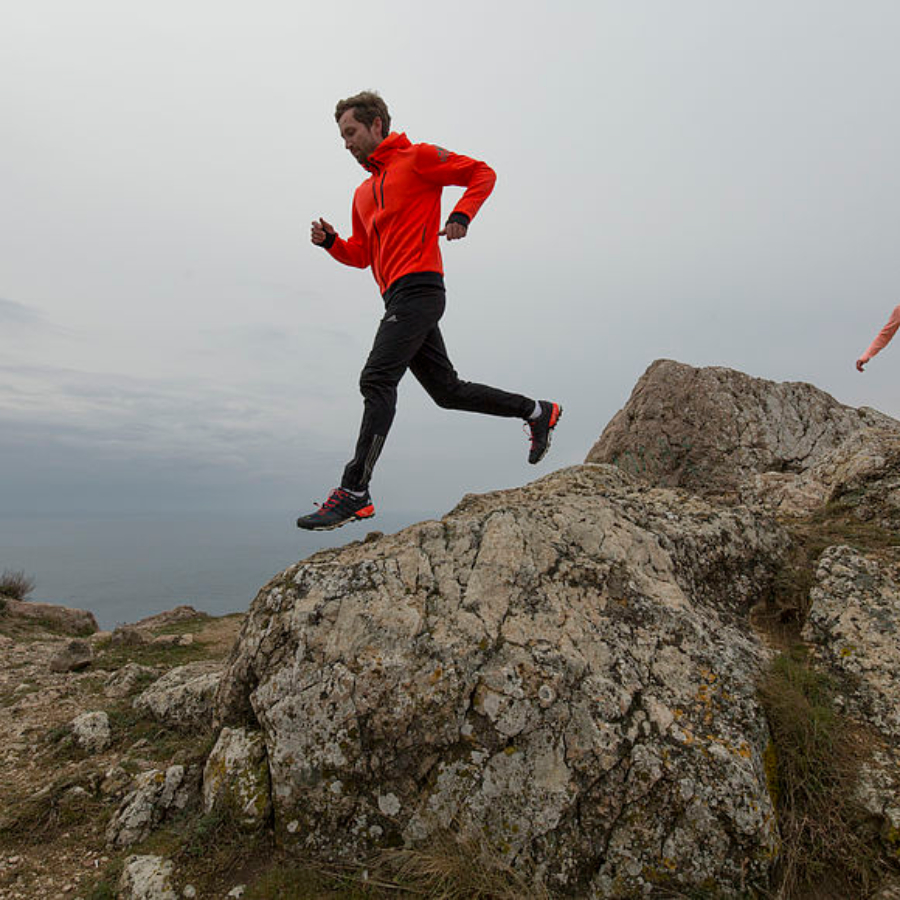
[321, 231, 336, 250]
[446, 212, 470, 229]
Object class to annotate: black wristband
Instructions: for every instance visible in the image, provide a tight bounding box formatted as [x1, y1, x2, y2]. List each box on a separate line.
[446, 212, 470, 229]
[321, 231, 336, 249]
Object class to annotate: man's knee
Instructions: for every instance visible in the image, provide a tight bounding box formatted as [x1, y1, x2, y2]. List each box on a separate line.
[427, 379, 468, 410]
[360, 368, 396, 404]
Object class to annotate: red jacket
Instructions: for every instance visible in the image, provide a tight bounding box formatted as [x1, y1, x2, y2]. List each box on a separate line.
[326, 132, 496, 294]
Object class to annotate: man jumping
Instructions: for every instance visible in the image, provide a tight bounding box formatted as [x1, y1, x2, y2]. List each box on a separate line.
[297, 91, 561, 531]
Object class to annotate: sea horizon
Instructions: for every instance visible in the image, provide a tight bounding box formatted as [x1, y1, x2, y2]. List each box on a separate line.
[0, 508, 432, 631]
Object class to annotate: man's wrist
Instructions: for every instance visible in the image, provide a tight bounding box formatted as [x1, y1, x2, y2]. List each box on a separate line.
[446, 212, 470, 229]
[321, 231, 336, 249]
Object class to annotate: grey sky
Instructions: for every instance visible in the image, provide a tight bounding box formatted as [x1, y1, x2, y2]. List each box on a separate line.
[2, 0, 899, 517]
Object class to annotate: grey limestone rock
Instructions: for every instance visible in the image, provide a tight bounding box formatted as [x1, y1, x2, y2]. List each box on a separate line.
[119, 854, 177, 900]
[803, 544, 900, 859]
[203, 726, 271, 830]
[587, 359, 898, 496]
[134, 661, 222, 729]
[105, 662, 158, 699]
[71, 710, 112, 752]
[215, 464, 790, 897]
[742, 425, 900, 523]
[106, 765, 199, 848]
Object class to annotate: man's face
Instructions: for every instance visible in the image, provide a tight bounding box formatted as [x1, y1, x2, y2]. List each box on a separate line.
[338, 109, 384, 166]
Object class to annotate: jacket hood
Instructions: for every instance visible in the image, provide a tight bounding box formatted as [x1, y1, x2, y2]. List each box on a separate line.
[363, 132, 411, 172]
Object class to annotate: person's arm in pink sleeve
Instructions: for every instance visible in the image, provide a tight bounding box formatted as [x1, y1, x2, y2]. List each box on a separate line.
[857, 304, 900, 371]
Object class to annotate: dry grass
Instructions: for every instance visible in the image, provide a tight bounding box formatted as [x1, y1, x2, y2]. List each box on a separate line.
[759, 646, 888, 899]
[0, 568, 35, 601]
[371, 829, 552, 900]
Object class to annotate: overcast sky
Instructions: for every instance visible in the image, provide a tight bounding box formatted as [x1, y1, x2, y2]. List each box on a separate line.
[2, 0, 899, 519]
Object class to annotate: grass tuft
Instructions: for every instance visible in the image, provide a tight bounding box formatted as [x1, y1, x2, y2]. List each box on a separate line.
[759, 645, 887, 898]
[0, 568, 35, 601]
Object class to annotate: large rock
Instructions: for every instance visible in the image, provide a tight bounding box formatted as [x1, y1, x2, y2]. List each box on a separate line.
[587, 359, 898, 496]
[215, 464, 790, 897]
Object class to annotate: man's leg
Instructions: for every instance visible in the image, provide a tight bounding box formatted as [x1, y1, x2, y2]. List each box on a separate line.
[297, 288, 444, 530]
[409, 323, 534, 418]
[409, 323, 562, 463]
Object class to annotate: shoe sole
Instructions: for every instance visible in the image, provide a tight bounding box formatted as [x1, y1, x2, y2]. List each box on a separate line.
[297, 509, 376, 532]
[530, 404, 563, 464]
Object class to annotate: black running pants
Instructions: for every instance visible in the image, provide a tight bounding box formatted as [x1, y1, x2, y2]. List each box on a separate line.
[341, 280, 534, 491]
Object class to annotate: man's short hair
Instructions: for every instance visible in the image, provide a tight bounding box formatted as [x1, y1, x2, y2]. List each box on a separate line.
[335, 91, 391, 136]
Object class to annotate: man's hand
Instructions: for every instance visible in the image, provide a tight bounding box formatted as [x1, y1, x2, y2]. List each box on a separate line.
[856, 357, 868, 372]
[311, 218, 335, 245]
[439, 221, 468, 241]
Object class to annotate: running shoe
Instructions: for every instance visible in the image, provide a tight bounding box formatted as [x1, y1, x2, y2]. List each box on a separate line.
[527, 401, 563, 464]
[296, 488, 375, 531]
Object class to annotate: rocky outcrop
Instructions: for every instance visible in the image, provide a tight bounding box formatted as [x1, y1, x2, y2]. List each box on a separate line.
[587, 359, 898, 497]
[215, 464, 790, 897]
[0, 598, 98, 635]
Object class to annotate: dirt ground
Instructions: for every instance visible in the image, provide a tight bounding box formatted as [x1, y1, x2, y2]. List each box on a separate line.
[0, 607, 244, 899]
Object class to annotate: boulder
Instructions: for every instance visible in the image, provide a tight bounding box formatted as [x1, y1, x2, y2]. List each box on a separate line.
[587, 359, 898, 496]
[134, 661, 222, 729]
[203, 727, 271, 830]
[119, 855, 177, 900]
[215, 464, 790, 897]
[106, 765, 199, 848]
[71, 710, 112, 753]
[49, 639, 93, 673]
[2, 598, 98, 635]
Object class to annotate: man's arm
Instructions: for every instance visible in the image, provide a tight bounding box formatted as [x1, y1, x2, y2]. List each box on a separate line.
[857, 304, 900, 371]
[415, 144, 496, 240]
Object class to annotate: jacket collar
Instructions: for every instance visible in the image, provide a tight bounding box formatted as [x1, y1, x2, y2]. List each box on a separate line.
[363, 132, 411, 172]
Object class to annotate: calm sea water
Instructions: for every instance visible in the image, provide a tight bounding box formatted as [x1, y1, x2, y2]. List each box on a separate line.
[0, 509, 427, 630]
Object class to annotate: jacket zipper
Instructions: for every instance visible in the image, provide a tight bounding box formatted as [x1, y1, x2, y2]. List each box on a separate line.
[369, 165, 387, 290]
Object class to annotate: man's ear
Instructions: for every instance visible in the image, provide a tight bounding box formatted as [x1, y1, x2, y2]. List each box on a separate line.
[373, 116, 385, 141]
